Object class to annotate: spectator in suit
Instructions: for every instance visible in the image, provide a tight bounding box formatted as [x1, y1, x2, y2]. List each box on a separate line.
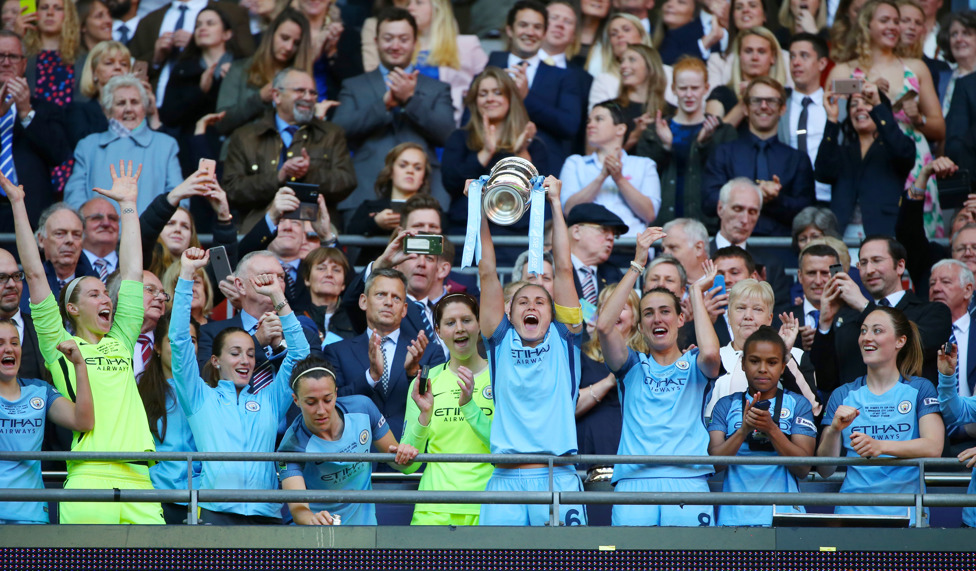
[566, 203, 628, 315]
[816, 80, 915, 239]
[68, 41, 130, 145]
[652, 0, 725, 65]
[946, 68, 976, 177]
[79, 198, 121, 283]
[106, 0, 141, 45]
[813, 235, 953, 395]
[0, 248, 43, 380]
[34, 204, 100, 298]
[332, 7, 454, 222]
[539, 1, 585, 69]
[106, 268, 168, 377]
[322, 267, 446, 440]
[708, 177, 793, 315]
[215, 7, 311, 137]
[0, 30, 71, 232]
[484, 0, 584, 172]
[929, 259, 976, 444]
[223, 67, 356, 229]
[128, 0, 253, 106]
[792, 242, 841, 352]
[197, 250, 323, 367]
[703, 77, 816, 238]
[64, 74, 183, 214]
[661, 217, 710, 284]
[780, 33, 830, 206]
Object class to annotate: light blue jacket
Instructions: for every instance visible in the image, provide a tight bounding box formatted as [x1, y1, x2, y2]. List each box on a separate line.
[64, 122, 182, 214]
[170, 278, 310, 518]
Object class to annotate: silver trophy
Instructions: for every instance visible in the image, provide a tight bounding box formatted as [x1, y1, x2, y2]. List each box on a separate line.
[481, 157, 541, 226]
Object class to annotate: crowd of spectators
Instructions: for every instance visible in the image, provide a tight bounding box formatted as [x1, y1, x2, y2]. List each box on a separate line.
[1, 0, 976, 528]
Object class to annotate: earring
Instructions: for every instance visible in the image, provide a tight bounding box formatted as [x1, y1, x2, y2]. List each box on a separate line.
[216, 364, 221, 370]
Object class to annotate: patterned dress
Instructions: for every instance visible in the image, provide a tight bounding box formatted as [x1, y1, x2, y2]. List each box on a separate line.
[33, 50, 74, 192]
[853, 64, 943, 238]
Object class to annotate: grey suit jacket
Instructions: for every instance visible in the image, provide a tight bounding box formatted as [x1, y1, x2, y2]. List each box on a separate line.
[331, 70, 455, 214]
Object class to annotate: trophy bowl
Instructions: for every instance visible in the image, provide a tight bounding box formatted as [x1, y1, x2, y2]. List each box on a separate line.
[481, 157, 540, 226]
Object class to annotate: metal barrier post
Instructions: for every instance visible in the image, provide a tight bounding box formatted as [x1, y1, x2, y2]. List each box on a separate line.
[548, 457, 558, 527]
[186, 454, 194, 525]
[189, 489, 198, 525]
[916, 459, 927, 528]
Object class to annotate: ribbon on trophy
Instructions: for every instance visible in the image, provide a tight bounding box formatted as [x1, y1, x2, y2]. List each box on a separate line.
[525, 176, 546, 275]
[461, 176, 488, 269]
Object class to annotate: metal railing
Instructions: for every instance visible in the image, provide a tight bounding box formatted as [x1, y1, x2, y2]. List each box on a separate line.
[4, 451, 973, 527]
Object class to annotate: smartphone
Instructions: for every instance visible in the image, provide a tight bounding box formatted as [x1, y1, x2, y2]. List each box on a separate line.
[388, 201, 406, 214]
[937, 169, 973, 210]
[198, 158, 216, 178]
[133, 60, 149, 81]
[753, 399, 771, 412]
[891, 89, 918, 113]
[712, 274, 726, 297]
[829, 263, 843, 277]
[282, 182, 320, 221]
[208, 246, 233, 281]
[831, 78, 863, 95]
[417, 366, 430, 394]
[944, 341, 954, 355]
[19, 0, 36, 15]
[403, 235, 444, 255]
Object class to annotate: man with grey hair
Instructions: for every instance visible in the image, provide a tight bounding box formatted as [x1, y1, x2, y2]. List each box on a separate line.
[224, 67, 356, 231]
[661, 218, 709, 283]
[512, 249, 556, 298]
[79, 197, 121, 283]
[0, 29, 70, 232]
[931, 259, 976, 402]
[708, 177, 792, 314]
[28, 203, 100, 303]
[197, 250, 323, 367]
[64, 73, 182, 214]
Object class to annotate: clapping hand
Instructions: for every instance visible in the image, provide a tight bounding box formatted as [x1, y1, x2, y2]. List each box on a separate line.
[457, 366, 475, 406]
[696, 114, 721, 143]
[777, 311, 799, 354]
[94, 160, 142, 205]
[404, 330, 429, 379]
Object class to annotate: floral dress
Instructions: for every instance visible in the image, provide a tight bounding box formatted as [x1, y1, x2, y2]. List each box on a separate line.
[853, 64, 943, 238]
[34, 50, 74, 192]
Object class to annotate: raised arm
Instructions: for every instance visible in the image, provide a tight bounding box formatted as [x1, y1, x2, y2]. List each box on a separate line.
[476, 181, 504, 338]
[547, 176, 581, 333]
[689, 260, 722, 378]
[93, 161, 144, 281]
[0, 173, 50, 303]
[46, 340, 95, 432]
[252, 272, 311, 410]
[170, 248, 212, 416]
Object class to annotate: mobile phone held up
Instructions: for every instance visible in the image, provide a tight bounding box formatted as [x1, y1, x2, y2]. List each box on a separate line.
[403, 235, 444, 256]
[208, 246, 233, 282]
[831, 78, 863, 95]
[282, 182, 320, 221]
[418, 366, 431, 394]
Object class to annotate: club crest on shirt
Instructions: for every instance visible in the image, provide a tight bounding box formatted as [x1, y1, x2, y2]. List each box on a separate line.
[898, 400, 912, 414]
[359, 429, 369, 445]
[29, 397, 44, 410]
[675, 360, 690, 370]
[482, 385, 493, 400]
[780, 407, 791, 419]
[245, 401, 260, 412]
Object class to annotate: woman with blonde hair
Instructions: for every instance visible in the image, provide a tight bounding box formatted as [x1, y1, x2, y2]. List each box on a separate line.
[827, 0, 945, 238]
[777, 0, 827, 38]
[68, 40, 130, 144]
[442, 67, 547, 240]
[588, 13, 676, 111]
[216, 7, 313, 135]
[705, 26, 790, 128]
[615, 44, 672, 150]
[707, 0, 790, 90]
[580, 0, 612, 75]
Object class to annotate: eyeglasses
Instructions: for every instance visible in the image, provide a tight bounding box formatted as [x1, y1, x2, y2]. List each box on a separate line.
[578, 223, 620, 239]
[0, 271, 25, 284]
[0, 53, 25, 63]
[144, 285, 171, 301]
[746, 96, 783, 109]
[953, 244, 976, 255]
[283, 87, 319, 98]
[85, 213, 120, 224]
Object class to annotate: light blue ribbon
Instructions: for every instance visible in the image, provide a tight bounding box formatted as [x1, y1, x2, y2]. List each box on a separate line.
[460, 176, 488, 269]
[526, 176, 546, 275]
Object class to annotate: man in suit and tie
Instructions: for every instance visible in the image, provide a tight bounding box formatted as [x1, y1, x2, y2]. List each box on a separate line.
[79, 198, 121, 283]
[0, 31, 71, 234]
[0, 249, 42, 380]
[703, 77, 815, 237]
[779, 33, 830, 207]
[323, 267, 446, 441]
[486, 0, 583, 171]
[332, 8, 455, 222]
[106, 0, 141, 45]
[792, 243, 841, 352]
[947, 72, 976, 177]
[812, 236, 952, 397]
[929, 258, 976, 447]
[198, 250, 322, 367]
[566, 203, 627, 316]
[707, 177, 793, 315]
[107, 269, 168, 378]
[23, 204, 100, 312]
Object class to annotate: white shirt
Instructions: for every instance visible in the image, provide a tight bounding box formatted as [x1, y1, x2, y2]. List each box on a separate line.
[788, 88, 831, 202]
[715, 231, 743, 250]
[82, 249, 119, 276]
[537, 48, 567, 69]
[133, 330, 154, 378]
[954, 313, 971, 398]
[364, 327, 400, 388]
[571, 253, 598, 291]
[877, 290, 906, 308]
[9, 309, 24, 343]
[923, 24, 940, 60]
[698, 10, 729, 58]
[507, 53, 542, 88]
[826, 0, 840, 27]
[112, 16, 141, 42]
[155, 0, 209, 106]
[640, 17, 651, 35]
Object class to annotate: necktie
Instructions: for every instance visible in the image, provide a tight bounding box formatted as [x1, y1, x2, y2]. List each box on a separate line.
[280, 125, 298, 169]
[137, 334, 153, 369]
[57, 279, 68, 293]
[810, 309, 820, 329]
[94, 258, 109, 283]
[797, 96, 812, 155]
[878, 298, 891, 307]
[0, 108, 16, 190]
[379, 336, 391, 394]
[174, 4, 188, 32]
[581, 267, 598, 306]
[282, 263, 296, 300]
[415, 299, 437, 343]
[117, 23, 130, 44]
[754, 139, 770, 181]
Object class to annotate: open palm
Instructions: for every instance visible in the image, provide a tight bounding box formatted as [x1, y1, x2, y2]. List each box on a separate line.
[93, 160, 142, 204]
